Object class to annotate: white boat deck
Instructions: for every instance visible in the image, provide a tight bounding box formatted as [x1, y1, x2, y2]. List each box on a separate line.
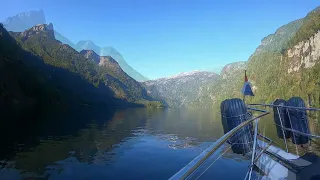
[255, 140, 317, 180]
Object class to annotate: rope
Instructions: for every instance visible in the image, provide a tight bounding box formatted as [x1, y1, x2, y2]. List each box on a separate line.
[222, 113, 247, 118]
[248, 103, 320, 111]
[222, 112, 252, 119]
[277, 107, 289, 152]
[273, 123, 320, 139]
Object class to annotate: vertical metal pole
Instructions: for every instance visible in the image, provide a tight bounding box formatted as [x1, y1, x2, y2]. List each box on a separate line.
[248, 118, 259, 180]
[287, 108, 299, 155]
[243, 70, 246, 103]
[277, 107, 289, 152]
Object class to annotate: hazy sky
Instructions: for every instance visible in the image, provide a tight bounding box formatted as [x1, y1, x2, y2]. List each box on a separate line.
[1, 0, 319, 79]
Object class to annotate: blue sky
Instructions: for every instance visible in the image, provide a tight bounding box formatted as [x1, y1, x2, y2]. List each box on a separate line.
[1, 0, 319, 79]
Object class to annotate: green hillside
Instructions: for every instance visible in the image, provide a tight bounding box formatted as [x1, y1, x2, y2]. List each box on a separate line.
[190, 6, 320, 109]
[0, 23, 163, 118]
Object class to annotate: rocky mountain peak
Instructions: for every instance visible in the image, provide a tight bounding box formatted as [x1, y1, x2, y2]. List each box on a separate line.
[80, 50, 121, 71]
[99, 56, 121, 70]
[20, 23, 55, 40]
[80, 49, 100, 64]
[32, 23, 53, 31]
[76, 40, 100, 52]
[220, 61, 247, 79]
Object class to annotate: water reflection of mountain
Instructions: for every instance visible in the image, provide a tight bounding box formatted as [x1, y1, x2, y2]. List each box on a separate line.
[144, 109, 224, 149]
[1, 108, 214, 179]
[0, 109, 147, 175]
[0, 108, 252, 179]
[0, 106, 116, 160]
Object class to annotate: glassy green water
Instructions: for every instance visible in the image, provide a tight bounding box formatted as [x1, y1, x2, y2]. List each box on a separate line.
[0, 107, 319, 180]
[0, 108, 251, 180]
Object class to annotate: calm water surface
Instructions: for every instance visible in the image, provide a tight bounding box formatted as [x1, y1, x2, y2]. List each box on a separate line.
[0, 108, 250, 180]
[1, 107, 319, 180]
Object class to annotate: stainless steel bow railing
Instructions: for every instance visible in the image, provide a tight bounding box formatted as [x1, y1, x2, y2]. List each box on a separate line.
[169, 111, 270, 180]
[170, 103, 320, 180]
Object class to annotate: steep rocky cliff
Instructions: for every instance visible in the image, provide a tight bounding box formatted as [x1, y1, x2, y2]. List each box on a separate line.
[287, 30, 320, 73]
[19, 23, 55, 40]
[245, 6, 320, 105]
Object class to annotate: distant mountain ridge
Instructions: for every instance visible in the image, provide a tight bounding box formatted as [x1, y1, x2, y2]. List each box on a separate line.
[143, 62, 248, 108]
[162, 70, 217, 79]
[2, 10, 148, 82]
[143, 71, 219, 108]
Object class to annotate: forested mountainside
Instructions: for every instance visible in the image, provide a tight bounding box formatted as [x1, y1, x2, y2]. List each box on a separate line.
[191, 6, 320, 109]
[76, 41, 148, 81]
[0, 23, 111, 116]
[79, 49, 153, 103]
[143, 71, 219, 108]
[2, 10, 148, 82]
[0, 23, 162, 116]
[189, 62, 247, 108]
